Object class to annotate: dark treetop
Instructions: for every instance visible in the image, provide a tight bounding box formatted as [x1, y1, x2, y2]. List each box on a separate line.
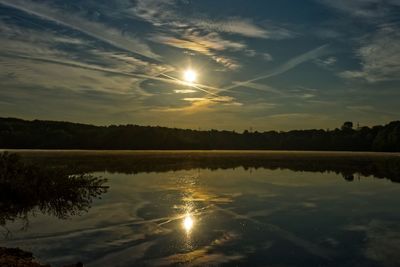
[0, 117, 399, 151]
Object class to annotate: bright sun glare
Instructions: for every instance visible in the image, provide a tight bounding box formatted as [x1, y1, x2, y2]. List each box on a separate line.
[183, 214, 194, 232]
[183, 69, 197, 83]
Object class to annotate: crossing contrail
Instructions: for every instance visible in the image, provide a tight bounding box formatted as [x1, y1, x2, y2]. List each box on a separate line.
[220, 44, 330, 93]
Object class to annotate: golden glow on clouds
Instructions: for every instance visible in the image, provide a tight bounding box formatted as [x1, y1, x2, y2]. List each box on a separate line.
[174, 89, 197, 94]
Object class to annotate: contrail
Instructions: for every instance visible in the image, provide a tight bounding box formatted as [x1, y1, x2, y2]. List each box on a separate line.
[220, 44, 330, 93]
[1, 52, 223, 97]
[160, 73, 220, 97]
[165, 45, 330, 98]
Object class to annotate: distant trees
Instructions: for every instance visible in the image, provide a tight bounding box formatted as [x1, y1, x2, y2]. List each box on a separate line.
[0, 117, 399, 151]
[341, 121, 353, 131]
[372, 121, 400, 151]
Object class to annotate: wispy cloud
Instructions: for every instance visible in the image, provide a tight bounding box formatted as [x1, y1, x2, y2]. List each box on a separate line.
[314, 56, 337, 68]
[150, 31, 243, 69]
[339, 24, 400, 82]
[1, 17, 231, 101]
[268, 113, 318, 119]
[0, 31, 174, 96]
[131, 0, 292, 69]
[347, 105, 375, 112]
[193, 18, 295, 39]
[132, 0, 292, 39]
[154, 95, 242, 113]
[174, 89, 196, 94]
[346, 105, 399, 117]
[319, 0, 399, 19]
[244, 50, 273, 61]
[148, 231, 243, 266]
[0, 0, 160, 60]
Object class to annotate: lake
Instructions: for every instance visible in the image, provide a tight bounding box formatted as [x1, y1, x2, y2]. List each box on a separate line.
[1, 150, 400, 267]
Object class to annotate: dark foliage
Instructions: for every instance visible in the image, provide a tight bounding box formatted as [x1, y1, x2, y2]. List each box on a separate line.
[0, 247, 50, 267]
[0, 152, 108, 228]
[0, 246, 83, 267]
[0, 117, 400, 151]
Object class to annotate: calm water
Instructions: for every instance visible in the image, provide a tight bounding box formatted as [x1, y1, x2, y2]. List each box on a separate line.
[1, 151, 400, 267]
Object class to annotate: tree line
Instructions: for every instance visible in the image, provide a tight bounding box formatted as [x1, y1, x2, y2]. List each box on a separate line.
[0, 117, 399, 151]
[18, 150, 400, 183]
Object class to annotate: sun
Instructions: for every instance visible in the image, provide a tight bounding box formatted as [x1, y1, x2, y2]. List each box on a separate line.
[183, 69, 197, 83]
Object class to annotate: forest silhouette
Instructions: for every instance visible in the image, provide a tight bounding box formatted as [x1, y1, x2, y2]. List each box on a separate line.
[0, 117, 399, 151]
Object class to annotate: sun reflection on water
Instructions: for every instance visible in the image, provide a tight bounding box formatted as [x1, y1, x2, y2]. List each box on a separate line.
[183, 213, 194, 233]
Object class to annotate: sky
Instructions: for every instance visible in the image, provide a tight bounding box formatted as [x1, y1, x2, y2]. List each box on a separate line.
[1, 0, 400, 131]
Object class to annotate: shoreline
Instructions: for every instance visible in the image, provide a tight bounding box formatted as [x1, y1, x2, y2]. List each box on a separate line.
[2, 149, 400, 155]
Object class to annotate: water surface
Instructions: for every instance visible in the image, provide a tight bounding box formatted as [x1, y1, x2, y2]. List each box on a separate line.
[1, 151, 400, 267]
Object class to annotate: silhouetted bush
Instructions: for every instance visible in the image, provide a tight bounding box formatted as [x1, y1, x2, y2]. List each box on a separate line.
[0, 152, 108, 227]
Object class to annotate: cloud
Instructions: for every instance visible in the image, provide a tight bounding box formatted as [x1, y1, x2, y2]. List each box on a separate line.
[197, 18, 269, 38]
[86, 241, 156, 267]
[347, 105, 375, 112]
[244, 50, 273, 61]
[0, 50, 183, 94]
[132, 0, 293, 69]
[193, 18, 294, 39]
[0, 29, 174, 96]
[319, 0, 399, 19]
[150, 30, 243, 69]
[211, 55, 241, 70]
[148, 231, 244, 266]
[132, 0, 291, 39]
[131, 0, 180, 27]
[151, 35, 208, 54]
[1, 18, 227, 102]
[96, 51, 171, 76]
[174, 89, 196, 94]
[302, 93, 316, 99]
[154, 95, 242, 113]
[268, 113, 318, 119]
[262, 53, 274, 61]
[151, 31, 245, 52]
[233, 85, 319, 100]
[339, 25, 400, 82]
[151, 250, 244, 266]
[183, 97, 207, 102]
[314, 57, 337, 68]
[1, 55, 146, 95]
[364, 221, 400, 267]
[0, 0, 160, 60]
[244, 49, 257, 57]
[346, 220, 400, 267]
[346, 105, 398, 117]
